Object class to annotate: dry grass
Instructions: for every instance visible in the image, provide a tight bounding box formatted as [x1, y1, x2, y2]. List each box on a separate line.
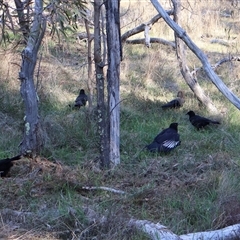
[1, 0, 240, 239]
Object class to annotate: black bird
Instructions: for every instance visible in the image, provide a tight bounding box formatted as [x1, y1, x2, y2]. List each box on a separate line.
[74, 89, 88, 108]
[146, 122, 181, 153]
[161, 91, 185, 109]
[0, 155, 21, 177]
[186, 110, 220, 130]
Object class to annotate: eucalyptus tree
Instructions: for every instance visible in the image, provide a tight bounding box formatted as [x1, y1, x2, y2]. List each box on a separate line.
[105, 0, 122, 167]
[0, 0, 87, 156]
[93, 0, 122, 168]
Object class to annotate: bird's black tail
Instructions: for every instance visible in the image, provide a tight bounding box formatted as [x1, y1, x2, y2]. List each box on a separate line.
[9, 155, 22, 161]
[161, 102, 174, 109]
[211, 120, 220, 124]
[0, 155, 22, 164]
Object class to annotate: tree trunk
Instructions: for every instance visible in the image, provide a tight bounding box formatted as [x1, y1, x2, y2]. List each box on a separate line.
[172, 0, 217, 113]
[18, 0, 46, 156]
[105, 0, 122, 167]
[94, 0, 110, 169]
[14, 0, 31, 44]
[84, 18, 93, 110]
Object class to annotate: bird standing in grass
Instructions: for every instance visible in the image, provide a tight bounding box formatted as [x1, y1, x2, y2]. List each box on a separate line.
[146, 122, 181, 153]
[161, 91, 185, 109]
[0, 155, 21, 177]
[75, 89, 88, 108]
[186, 110, 220, 130]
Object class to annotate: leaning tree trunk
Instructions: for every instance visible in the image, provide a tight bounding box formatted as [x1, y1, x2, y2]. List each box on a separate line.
[94, 0, 110, 169]
[172, 0, 217, 113]
[18, 0, 46, 156]
[105, 0, 122, 167]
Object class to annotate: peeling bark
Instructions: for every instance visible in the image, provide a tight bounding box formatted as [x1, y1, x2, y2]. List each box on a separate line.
[144, 24, 151, 48]
[105, 0, 122, 167]
[18, 0, 46, 156]
[94, 0, 109, 169]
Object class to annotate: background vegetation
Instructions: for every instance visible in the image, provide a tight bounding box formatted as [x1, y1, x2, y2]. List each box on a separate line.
[1, 0, 240, 239]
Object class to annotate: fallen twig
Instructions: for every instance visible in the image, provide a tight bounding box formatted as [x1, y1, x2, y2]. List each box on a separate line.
[81, 186, 126, 194]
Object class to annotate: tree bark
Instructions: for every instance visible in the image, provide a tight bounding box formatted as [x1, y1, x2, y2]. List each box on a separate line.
[172, 0, 217, 113]
[14, 0, 31, 44]
[105, 0, 122, 167]
[150, 0, 240, 110]
[94, 0, 110, 169]
[84, 18, 93, 109]
[18, 0, 46, 156]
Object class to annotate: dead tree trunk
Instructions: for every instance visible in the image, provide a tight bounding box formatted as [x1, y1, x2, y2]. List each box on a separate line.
[105, 0, 122, 167]
[94, 0, 110, 169]
[18, 0, 46, 156]
[172, 0, 217, 113]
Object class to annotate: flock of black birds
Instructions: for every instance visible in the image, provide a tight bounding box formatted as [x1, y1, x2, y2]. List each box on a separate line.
[146, 91, 220, 153]
[0, 89, 221, 177]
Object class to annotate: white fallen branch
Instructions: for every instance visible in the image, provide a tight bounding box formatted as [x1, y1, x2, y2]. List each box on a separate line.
[128, 219, 240, 240]
[83, 206, 240, 240]
[81, 186, 126, 194]
[180, 223, 240, 240]
[128, 219, 182, 240]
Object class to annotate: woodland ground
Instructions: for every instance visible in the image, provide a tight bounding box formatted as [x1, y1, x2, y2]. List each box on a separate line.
[1, 1, 240, 239]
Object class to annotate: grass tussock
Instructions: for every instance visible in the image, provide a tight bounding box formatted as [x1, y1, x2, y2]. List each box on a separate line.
[1, 0, 240, 239]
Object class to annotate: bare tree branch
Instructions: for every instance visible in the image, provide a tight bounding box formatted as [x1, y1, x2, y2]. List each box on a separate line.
[121, 10, 173, 42]
[180, 223, 240, 240]
[213, 56, 240, 70]
[126, 37, 175, 48]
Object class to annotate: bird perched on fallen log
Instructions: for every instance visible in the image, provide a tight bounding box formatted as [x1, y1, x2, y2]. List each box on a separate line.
[186, 110, 220, 130]
[146, 122, 181, 153]
[161, 91, 185, 109]
[74, 89, 88, 108]
[0, 155, 22, 177]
